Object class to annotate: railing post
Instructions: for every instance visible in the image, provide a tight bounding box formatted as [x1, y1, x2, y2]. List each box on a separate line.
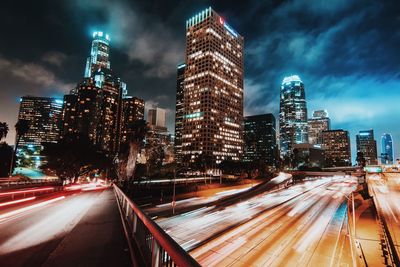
[152, 240, 160, 267]
[133, 213, 137, 234]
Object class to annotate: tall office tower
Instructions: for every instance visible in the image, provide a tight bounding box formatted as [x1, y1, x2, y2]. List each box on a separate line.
[356, 130, 378, 165]
[181, 7, 244, 164]
[321, 129, 351, 167]
[279, 75, 308, 157]
[120, 96, 145, 144]
[84, 31, 111, 78]
[244, 114, 277, 166]
[174, 63, 186, 163]
[17, 96, 63, 168]
[148, 107, 167, 130]
[62, 32, 132, 154]
[308, 110, 330, 145]
[381, 133, 394, 164]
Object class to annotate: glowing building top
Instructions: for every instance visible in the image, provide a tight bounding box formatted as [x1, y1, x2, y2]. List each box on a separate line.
[84, 31, 111, 78]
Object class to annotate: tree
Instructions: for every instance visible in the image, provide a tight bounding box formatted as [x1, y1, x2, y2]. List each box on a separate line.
[0, 142, 12, 177]
[0, 122, 9, 141]
[41, 133, 112, 181]
[9, 119, 30, 176]
[117, 120, 148, 181]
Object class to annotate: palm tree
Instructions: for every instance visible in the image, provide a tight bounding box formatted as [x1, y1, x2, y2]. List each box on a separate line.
[9, 119, 30, 176]
[0, 122, 9, 141]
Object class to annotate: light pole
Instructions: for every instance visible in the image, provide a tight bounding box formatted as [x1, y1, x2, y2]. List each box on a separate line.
[172, 166, 186, 215]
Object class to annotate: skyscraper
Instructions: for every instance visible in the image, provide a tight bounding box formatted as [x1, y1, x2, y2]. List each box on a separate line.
[356, 130, 378, 165]
[84, 31, 111, 78]
[148, 107, 167, 130]
[174, 63, 185, 163]
[244, 114, 277, 166]
[308, 110, 330, 145]
[381, 133, 394, 164]
[279, 75, 308, 157]
[181, 7, 244, 164]
[120, 97, 145, 144]
[321, 129, 351, 167]
[62, 32, 136, 154]
[17, 96, 63, 168]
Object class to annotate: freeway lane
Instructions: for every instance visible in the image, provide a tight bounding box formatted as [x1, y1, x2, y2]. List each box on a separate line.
[157, 176, 355, 255]
[368, 173, 400, 258]
[190, 178, 355, 266]
[0, 189, 131, 267]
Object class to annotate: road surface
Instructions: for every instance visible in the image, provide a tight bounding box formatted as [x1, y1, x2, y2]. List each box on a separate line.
[0, 188, 131, 267]
[188, 177, 355, 266]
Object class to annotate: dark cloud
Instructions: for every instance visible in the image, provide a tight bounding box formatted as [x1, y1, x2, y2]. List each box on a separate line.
[0, 0, 399, 161]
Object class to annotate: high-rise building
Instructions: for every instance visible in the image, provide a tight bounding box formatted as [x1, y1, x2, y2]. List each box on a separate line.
[321, 129, 351, 167]
[244, 114, 277, 166]
[62, 32, 136, 154]
[174, 63, 186, 163]
[279, 75, 308, 157]
[148, 107, 167, 130]
[120, 96, 145, 144]
[84, 31, 111, 78]
[17, 96, 63, 168]
[181, 7, 244, 164]
[308, 110, 330, 145]
[356, 130, 378, 165]
[381, 133, 394, 164]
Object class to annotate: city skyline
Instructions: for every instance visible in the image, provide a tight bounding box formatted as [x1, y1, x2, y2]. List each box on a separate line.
[0, 1, 399, 162]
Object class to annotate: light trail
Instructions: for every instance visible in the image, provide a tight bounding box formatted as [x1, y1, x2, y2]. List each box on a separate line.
[0, 196, 65, 223]
[0, 196, 36, 207]
[0, 187, 55, 197]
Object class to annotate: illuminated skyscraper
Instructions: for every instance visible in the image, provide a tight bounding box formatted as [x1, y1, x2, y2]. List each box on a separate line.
[17, 96, 63, 168]
[356, 130, 378, 165]
[244, 114, 277, 166]
[308, 110, 330, 145]
[181, 7, 244, 164]
[381, 133, 394, 164]
[62, 32, 135, 154]
[120, 97, 145, 144]
[84, 31, 111, 78]
[321, 129, 351, 167]
[279, 75, 308, 157]
[174, 63, 185, 163]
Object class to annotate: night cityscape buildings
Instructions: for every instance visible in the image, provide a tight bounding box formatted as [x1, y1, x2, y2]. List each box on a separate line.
[174, 63, 186, 163]
[381, 133, 394, 164]
[243, 114, 277, 166]
[279, 75, 308, 157]
[16, 96, 63, 168]
[62, 31, 143, 155]
[308, 110, 330, 146]
[356, 130, 378, 165]
[180, 7, 244, 164]
[321, 129, 351, 167]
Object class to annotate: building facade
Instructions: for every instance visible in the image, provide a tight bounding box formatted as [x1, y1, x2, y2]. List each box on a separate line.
[62, 32, 140, 154]
[321, 129, 351, 167]
[279, 75, 308, 157]
[17, 96, 63, 168]
[120, 97, 145, 144]
[174, 63, 186, 163]
[292, 143, 325, 168]
[308, 110, 330, 145]
[356, 130, 378, 165]
[181, 7, 244, 164]
[244, 114, 277, 166]
[148, 107, 167, 131]
[381, 133, 394, 164]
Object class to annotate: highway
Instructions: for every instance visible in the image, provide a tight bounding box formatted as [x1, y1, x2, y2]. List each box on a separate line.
[368, 173, 400, 258]
[158, 176, 356, 267]
[190, 178, 355, 266]
[0, 187, 131, 267]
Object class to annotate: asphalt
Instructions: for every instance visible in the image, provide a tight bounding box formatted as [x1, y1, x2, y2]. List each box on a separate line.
[0, 189, 131, 267]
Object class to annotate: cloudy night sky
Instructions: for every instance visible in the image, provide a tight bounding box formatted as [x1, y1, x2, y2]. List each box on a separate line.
[0, 0, 399, 162]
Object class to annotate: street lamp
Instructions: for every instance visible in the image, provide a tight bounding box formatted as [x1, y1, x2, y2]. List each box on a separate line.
[172, 166, 187, 215]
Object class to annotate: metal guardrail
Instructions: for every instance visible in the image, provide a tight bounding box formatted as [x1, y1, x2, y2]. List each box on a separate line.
[113, 184, 201, 267]
[0, 178, 60, 188]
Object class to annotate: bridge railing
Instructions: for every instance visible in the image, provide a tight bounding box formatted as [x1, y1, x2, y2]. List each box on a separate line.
[113, 184, 200, 267]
